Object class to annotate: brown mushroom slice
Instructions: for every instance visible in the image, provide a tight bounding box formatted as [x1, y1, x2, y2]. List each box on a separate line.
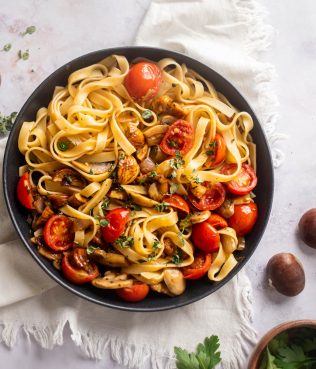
[150, 282, 174, 296]
[136, 144, 148, 161]
[36, 206, 55, 227]
[109, 189, 127, 201]
[38, 245, 61, 261]
[148, 183, 163, 202]
[139, 157, 156, 174]
[160, 115, 178, 125]
[33, 196, 45, 214]
[117, 153, 140, 184]
[129, 192, 158, 208]
[178, 211, 211, 230]
[91, 271, 134, 289]
[143, 125, 168, 146]
[125, 123, 145, 148]
[52, 168, 86, 188]
[163, 269, 186, 296]
[217, 198, 234, 218]
[48, 194, 69, 208]
[72, 218, 92, 232]
[89, 250, 128, 267]
[68, 193, 87, 208]
[152, 95, 188, 118]
[150, 145, 168, 163]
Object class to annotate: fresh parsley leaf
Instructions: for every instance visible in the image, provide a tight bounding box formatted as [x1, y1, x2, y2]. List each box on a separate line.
[141, 109, 153, 121]
[86, 245, 100, 255]
[148, 171, 157, 178]
[18, 49, 29, 60]
[115, 235, 134, 248]
[172, 249, 183, 265]
[278, 345, 307, 364]
[169, 183, 179, 195]
[168, 139, 179, 148]
[129, 203, 142, 211]
[174, 347, 200, 369]
[302, 337, 316, 352]
[0, 112, 17, 135]
[154, 201, 169, 212]
[57, 141, 71, 151]
[2, 43, 12, 52]
[265, 348, 280, 369]
[99, 219, 109, 227]
[206, 140, 217, 156]
[269, 332, 289, 355]
[20, 25, 36, 36]
[169, 151, 185, 170]
[101, 198, 110, 210]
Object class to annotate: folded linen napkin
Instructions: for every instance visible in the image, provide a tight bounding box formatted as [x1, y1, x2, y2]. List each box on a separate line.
[0, 0, 280, 368]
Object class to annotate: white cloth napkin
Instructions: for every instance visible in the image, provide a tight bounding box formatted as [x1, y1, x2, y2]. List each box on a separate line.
[0, 0, 280, 368]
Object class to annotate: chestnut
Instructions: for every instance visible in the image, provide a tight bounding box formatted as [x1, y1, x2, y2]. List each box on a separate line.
[267, 253, 305, 297]
[298, 208, 316, 248]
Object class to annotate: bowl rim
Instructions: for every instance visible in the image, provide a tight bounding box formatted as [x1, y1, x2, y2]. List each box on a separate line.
[2, 46, 274, 312]
[248, 319, 316, 369]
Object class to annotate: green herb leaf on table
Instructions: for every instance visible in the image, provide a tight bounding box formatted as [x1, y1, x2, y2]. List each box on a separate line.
[174, 347, 200, 369]
[86, 245, 100, 255]
[20, 25, 36, 36]
[18, 49, 30, 60]
[0, 112, 17, 136]
[2, 43, 12, 52]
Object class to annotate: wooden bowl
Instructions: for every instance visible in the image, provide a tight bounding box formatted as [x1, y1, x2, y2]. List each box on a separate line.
[248, 320, 316, 369]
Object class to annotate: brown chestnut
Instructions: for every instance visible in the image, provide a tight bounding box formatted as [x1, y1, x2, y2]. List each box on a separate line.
[267, 253, 305, 297]
[298, 209, 316, 248]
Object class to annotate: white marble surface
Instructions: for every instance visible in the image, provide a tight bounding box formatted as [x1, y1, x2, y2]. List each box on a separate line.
[0, 0, 316, 367]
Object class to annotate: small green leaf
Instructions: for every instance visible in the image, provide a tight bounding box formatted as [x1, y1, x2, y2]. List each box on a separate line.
[86, 245, 100, 255]
[174, 347, 200, 369]
[2, 43, 12, 52]
[141, 109, 153, 121]
[99, 219, 109, 227]
[20, 25, 36, 36]
[169, 183, 179, 195]
[101, 198, 110, 210]
[18, 49, 30, 60]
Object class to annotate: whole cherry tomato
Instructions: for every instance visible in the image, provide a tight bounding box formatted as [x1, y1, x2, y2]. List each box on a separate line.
[163, 194, 190, 214]
[101, 208, 130, 243]
[204, 134, 226, 168]
[44, 215, 74, 252]
[160, 120, 194, 156]
[124, 62, 162, 101]
[221, 164, 257, 195]
[62, 248, 99, 285]
[228, 202, 258, 236]
[192, 221, 220, 253]
[182, 253, 212, 280]
[189, 182, 226, 211]
[116, 282, 149, 302]
[16, 172, 34, 209]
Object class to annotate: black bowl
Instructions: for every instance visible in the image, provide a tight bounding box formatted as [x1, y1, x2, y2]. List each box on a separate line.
[3, 46, 273, 312]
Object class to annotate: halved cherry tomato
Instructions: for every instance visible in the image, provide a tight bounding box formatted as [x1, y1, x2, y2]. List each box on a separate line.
[189, 182, 226, 211]
[204, 134, 226, 168]
[163, 194, 190, 214]
[44, 215, 74, 252]
[116, 282, 149, 302]
[183, 253, 212, 280]
[207, 214, 228, 229]
[160, 120, 194, 156]
[101, 208, 130, 243]
[221, 164, 257, 195]
[124, 62, 162, 101]
[17, 172, 34, 209]
[62, 248, 99, 285]
[228, 202, 258, 236]
[192, 221, 220, 253]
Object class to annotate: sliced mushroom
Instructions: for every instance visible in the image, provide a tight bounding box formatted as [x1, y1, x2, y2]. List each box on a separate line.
[52, 168, 86, 188]
[139, 157, 156, 174]
[136, 144, 148, 161]
[144, 125, 168, 146]
[48, 194, 69, 208]
[88, 162, 113, 175]
[72, 218, 92, 232]
[53, 258, 62, 270]
[38, 245, 61, 261]
[190, 183, 207, 198]
[148, 183, 163, 202]
[33, 196, 45, 214]
[68, 193, 87, 208]
[89, 250, 128, 267]
[237, 237, 245, 251]
[36, 206, 55, 227]
[163, 238, 177, 256]
[117, 152, 140, 184]
[91, 271, 134, 289]
[178, 211, 211, 230]
[163, 269, 186, 296]
[217, 198, 234, 218]
[160, 115, 178, 125]
[151, 282, 174, 296]
[125, 123, 145, 148]
[109, 189, 127, 201]
[129, 191, 158, 208]
[150, 145, 168, 163]
[152, 95, 188, 118]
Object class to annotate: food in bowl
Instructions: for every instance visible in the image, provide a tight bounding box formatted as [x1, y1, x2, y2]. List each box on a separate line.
[16, 55, 258, 302]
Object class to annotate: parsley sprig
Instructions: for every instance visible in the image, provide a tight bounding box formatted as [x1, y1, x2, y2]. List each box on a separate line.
[154, 202, 169, 212]
[115, 235, 134, 248]
[174, 335, 221, 369]
[206, 140, 217, 156]
[0, 112, 17, 136]
[20, 25, 36, 36]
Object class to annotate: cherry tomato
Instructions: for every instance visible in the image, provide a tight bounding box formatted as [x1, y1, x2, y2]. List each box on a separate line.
[44, 215, 74, 252]
[192, 221, 220, 253]
[101, 208, 130, 243]
[228, 202, 258, 236]
[182, 253, 212, 280]
[189, 182, 226, 211]
[17, 172, 34, 209]
[221, 164, 257, 195]
[62, 248, 99, 285]
[116, 282, 149, 302]
[207, 214, 228, 229]
[124, 62, 162, 101]
[160, 120, 194, 156]
[163, 194, 190, 214]
[205, 134, 226, 168]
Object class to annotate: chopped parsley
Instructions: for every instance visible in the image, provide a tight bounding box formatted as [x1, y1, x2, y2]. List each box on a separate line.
[206, 140, 217, 156]
[99, 219, 109, 227]
[115, 235, 134, 248]
[141, 109, 153, 121]
[169, 150, 185, 170]
[0, 112, 17, 135]
[169, 183, 179, 195]
[154, 202, 169, 212]
[179, 214, 192, 233]
[86, 245, 100, 255]
[148, 171, 157, 178]
[89, 169, 95, 175]
[2, 43, 12, 52]
[18, 49, 29, 60]
[167, 139, 179, 148]
[20, 26, 36, 36]
[172, 249, 183, 265]
[57, 140, 71, 151]
[101, 197, 110, 210]
[64, 175, 72, 184]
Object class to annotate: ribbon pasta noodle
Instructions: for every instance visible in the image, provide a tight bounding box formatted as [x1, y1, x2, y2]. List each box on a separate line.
[17, 55, 258, 300]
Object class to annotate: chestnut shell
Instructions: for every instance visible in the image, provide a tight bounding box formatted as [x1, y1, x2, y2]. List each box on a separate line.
[267, 253, 305, 297]
[298, 208, 316, 248]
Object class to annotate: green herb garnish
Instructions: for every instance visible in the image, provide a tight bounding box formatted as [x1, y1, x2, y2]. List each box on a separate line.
[142, 109, 153, 121]
[206, 140, 217, 156]
[115, 235, 134, 248]
[2, 43, 12, 52]
[169, 150, 185, 170]
[154, 202, 169, 212]
[148, 171, 157, 178]
[172, 249, 183, 265]
[169, 183, 179, 195]
[64, 175, 72, 184]
[168, 139, 179, 148]
[20, 25, 36, 36]
[89, 169, 95, 175]
[57, 141, 71, 151]
[174, 335, 221, 369]
[179, 214, 192, 233]
[101, 198, 110, 210]
[0, 112, 17, 135]
[86, 245, 100, 255]
[99, 219, 109, 227]
[18, 49, 29, 60]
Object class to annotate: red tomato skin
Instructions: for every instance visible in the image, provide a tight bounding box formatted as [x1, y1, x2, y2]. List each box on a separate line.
[183, 254, 212, 280]
[228, 202, 258, 236]
[124, 62, 162, 101]
[207, 214, 228, 229]
[160, 120, 194, 156]
[192, 221, 220, 253]
[101, 208, 130, 243]
[189, 182, 226, 211]
[222, 164, 257, 195]
[17, 172, 34, 209]
[62, 251, 99, 285]
[44, 215, 74, 252]
[205, 134, 226, 169]
[163, 194, 190, 214]
[116, 283, 149, 302]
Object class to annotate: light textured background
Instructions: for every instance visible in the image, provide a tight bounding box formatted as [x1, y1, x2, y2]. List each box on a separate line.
[0, 0, 316, 367]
